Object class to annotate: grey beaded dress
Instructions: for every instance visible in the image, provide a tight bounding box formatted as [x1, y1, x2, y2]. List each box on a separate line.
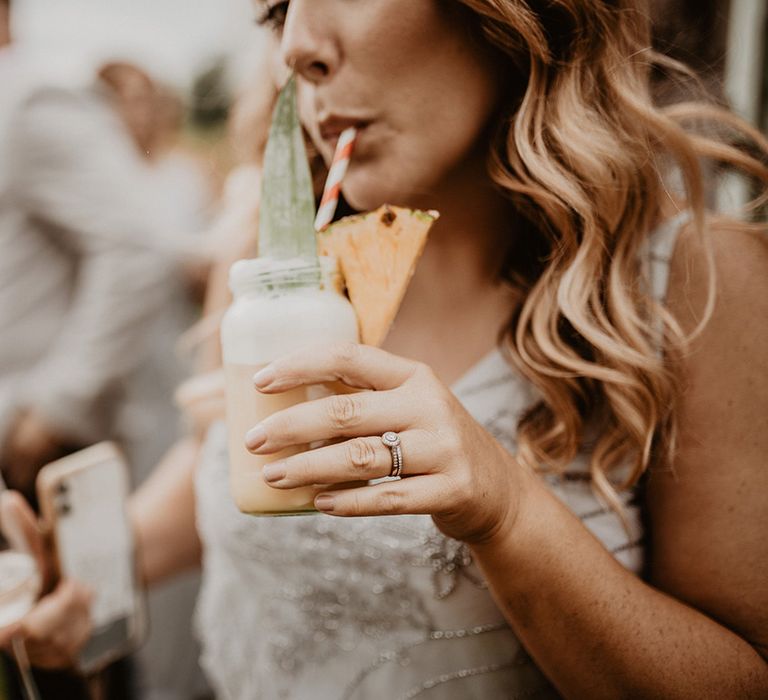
[193, 218, 683, 699]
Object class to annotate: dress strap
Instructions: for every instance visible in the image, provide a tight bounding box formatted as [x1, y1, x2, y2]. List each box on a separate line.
[644, 211, 689, 304]
[640, 211, 690, 355]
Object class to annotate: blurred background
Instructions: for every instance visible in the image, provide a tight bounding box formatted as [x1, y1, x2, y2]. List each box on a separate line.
[12, 0, 255, 89]
[650, 0, 767, 210]
[11, 0, 268, 195]
[0, 1, 766, 700]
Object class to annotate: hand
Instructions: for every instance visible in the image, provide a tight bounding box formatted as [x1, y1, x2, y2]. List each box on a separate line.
[0, 580, 94, 670]
[175, 369, 226, 438]
[1, 410, 64, 498]
[245, 342, 530, 543]
[6, 411, 60, 462]
[0, 491, 93, 669]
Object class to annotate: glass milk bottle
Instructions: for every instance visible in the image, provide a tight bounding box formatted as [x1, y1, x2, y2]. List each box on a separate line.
[221, 256, 359, 515]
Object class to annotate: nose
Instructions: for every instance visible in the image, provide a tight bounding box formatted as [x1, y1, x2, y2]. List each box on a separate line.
[280, 1, 340, 84]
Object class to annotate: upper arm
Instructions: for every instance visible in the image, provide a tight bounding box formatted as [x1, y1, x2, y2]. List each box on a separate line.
[129, 437, 203, 585]
[646, 220, 768, 657]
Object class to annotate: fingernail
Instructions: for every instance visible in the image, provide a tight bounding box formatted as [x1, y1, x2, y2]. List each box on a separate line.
[315, 495, 335, 512]
[262, 462, 286, 483]
[245, 425, 267, 450]
[253, 366, 276, 389]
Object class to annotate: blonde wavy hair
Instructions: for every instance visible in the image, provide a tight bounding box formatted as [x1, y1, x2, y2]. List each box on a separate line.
[451, 0, 768, 512]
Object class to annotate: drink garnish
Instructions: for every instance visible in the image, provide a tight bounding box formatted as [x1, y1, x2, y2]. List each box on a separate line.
[318, 205, 439, 346]
[259, 75, 317, 262]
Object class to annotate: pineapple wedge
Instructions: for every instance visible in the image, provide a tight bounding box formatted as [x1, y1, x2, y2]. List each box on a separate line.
[317, 205, 439, 347]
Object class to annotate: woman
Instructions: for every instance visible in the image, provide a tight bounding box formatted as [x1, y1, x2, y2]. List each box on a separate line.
[3, 1, 767, 697]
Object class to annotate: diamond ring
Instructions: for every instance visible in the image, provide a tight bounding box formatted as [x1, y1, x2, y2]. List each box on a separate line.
[381, 431, 403, 478]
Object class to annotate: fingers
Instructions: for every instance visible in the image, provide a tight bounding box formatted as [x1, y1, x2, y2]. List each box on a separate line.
[247, 389, 417, 453]
[20, 579, 93, 669]
[175, 369, 225, 409]
[312, 475, 453, 517]
[0, 621, 20, 647]
[262, 430, 436, 487]
[0, 491, 48, 579]
[253, 342, 421, 393]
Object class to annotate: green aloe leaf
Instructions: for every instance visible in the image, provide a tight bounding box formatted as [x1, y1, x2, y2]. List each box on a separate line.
[259, 75, 317, 260]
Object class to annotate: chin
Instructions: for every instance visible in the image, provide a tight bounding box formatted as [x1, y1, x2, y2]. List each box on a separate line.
[341, 164, 421, 213]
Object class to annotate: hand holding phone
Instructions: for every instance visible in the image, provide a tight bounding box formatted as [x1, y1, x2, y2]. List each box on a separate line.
[35, 442, 146, 674]
[0, 490, 92, 675]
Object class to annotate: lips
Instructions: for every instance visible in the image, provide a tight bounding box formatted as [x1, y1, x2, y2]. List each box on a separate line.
[318, 115, 371, 142]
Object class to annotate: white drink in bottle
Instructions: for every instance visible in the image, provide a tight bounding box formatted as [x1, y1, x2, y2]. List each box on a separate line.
[221, 75, 360, 515]
[221, 256, 358, 515]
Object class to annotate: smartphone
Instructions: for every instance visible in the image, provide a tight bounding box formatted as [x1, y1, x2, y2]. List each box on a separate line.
[36, 442, 146, 674]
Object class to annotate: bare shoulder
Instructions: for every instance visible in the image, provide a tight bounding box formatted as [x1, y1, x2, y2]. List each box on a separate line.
[667, 218, 768, 333]
[646, 217, 768, 656]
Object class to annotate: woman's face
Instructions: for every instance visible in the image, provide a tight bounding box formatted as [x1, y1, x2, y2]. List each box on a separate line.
[257, 0, 503, 211]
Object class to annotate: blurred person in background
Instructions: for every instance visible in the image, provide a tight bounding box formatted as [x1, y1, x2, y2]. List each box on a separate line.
[98, 61, 216, 246]
[0, 28, 177, 509]
[97, 60, 216, 299]
[0, 3, 208, 696]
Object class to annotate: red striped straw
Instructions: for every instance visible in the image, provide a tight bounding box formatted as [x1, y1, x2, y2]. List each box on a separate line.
[314, 127, 357, 231]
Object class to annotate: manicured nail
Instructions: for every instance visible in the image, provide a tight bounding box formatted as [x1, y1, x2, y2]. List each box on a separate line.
[262, 462, 286, 483]
[253, 366, 276, 389]
[245, 425, 267, 450]
[315, 495, 335, 512]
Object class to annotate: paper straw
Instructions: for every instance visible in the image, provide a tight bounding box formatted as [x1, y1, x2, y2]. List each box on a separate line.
[314, 127, 357, 231]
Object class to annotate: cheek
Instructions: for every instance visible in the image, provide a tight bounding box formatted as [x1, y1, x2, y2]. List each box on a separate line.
[340, 138, 442, 211]
[343, 23, 500, 207]
[343, 87, 498, 211]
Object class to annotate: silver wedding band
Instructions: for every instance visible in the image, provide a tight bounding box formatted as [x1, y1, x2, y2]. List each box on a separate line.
[381, 431, 403, 478]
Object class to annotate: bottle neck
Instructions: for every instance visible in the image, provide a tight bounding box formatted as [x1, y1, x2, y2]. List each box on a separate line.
[229, 256, 342, 299]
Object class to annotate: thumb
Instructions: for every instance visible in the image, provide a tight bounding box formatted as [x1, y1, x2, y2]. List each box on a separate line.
[0, 619, 21, 649]
[0, 491, 48, 580]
